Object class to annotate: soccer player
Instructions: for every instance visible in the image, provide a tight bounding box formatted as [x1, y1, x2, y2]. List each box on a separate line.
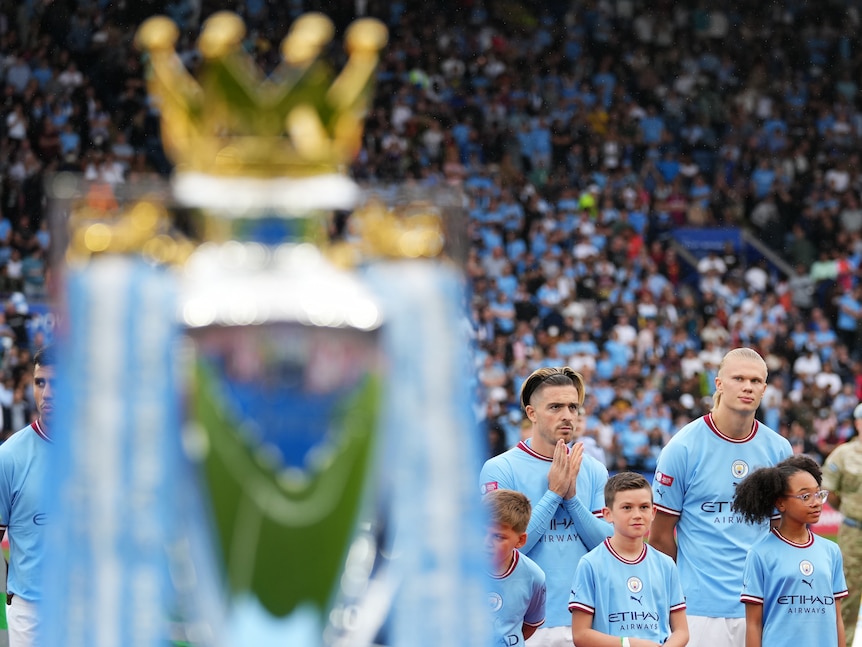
[0, 346, 54, 647]
[649, 347, 792, 647]
[733, 455, 847, 647]
[480, 367, 611, 646]
[570, 472, 688, 647]
[484, 488, 546, 646]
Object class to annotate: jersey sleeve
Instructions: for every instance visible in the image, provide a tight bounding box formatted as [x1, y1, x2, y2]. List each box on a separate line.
[587, 456, 608, 513]
[523, 490, 563, 553]
[740, 548, 765, 605]
[0, 452, 12, 528]
[666, 557, 687, 612]
[524, 560, 547, 627]
[652, 439, 686, 515]
[829, 540, 849, 599]
[568, 555, 597, 614]
[776, 434, 794, 461]
[479, 455, 514, 494]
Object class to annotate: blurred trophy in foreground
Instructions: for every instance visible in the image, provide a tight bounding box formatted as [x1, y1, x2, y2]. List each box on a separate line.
[134, 10, 392, 645]
[44, 8, 490, 647]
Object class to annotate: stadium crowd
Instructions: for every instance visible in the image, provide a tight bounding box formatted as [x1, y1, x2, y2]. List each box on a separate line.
[0, 0, 861, 473]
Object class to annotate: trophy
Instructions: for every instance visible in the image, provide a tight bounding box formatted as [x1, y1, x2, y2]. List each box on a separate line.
[134, 11, 391, 644]
[42, 9, 491, 647]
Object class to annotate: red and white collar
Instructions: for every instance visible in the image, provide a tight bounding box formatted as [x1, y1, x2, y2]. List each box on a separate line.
[704, 412, 758, 443]
[32, 419, 50, 442]
[489, 549, 519, 579]
[517, 439, 568, 461]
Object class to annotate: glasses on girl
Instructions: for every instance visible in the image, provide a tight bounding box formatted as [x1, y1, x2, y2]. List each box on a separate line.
[785, 490, 829, 504]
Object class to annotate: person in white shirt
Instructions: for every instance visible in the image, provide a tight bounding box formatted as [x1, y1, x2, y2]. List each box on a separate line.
[792, 347, 822, 384]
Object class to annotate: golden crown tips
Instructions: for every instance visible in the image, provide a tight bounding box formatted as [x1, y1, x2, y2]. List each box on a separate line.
[135, 12, 388, 180]
[280, 13, 335, 65]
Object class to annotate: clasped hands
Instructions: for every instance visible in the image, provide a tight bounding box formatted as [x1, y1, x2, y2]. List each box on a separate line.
[547, 439, 584, 500]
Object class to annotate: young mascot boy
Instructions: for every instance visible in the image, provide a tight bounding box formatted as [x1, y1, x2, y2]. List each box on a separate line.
[484, 488, 547, 646]
[569, 472, 689, 647]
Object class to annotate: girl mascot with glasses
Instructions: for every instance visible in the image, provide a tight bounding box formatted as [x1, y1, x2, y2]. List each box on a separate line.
[732, 454, 848, 647]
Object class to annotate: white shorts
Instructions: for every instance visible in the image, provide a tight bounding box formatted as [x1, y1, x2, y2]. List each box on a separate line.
[686, 615, 745, 647]
[7, 595, 38, 647]
[526, 625, 572, 647]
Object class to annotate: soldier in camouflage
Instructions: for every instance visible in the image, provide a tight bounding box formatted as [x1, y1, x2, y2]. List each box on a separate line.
[823, 403, 862, 647]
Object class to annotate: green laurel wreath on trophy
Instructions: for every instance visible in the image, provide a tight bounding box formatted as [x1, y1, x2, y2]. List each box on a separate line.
[135, 10, 390, 626]
[192, 352, 382, 617]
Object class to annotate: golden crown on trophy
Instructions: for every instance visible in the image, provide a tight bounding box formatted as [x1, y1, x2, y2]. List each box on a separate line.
[135, 11, 388, 179]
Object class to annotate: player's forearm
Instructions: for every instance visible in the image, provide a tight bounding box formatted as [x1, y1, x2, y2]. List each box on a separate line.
[563, 496, 612, 549]
[647, 531, 677, 561]
[647, 512, 678, 561]
[572, 628, 659, 647]
[663, 629, 689, 647]
[662, 609, 688, 647]
[745, 604, 763, 647]
[523, 490, 563, 552]
[745, 626, 762, 647]
[836, 599, 846, 647]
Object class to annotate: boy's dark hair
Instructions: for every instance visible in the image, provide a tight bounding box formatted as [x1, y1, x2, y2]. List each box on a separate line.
[484, 488, 532, 534]
[604, 471, 652, 508]
[34, 345, 55, 368]
[731, 455, 822, 524]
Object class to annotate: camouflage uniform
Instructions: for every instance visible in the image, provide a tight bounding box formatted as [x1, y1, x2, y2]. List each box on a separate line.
[823, 437, 862, 647]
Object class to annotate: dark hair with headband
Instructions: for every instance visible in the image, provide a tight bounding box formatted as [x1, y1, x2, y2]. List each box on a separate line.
[731, 454, 822, 524]
[519, 366, 585, 411]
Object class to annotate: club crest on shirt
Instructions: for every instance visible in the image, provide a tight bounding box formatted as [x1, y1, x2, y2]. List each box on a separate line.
[799, 560, 814, 577]
[488, 591, 503, 612]
[656, 471, 673, 486]
[627, 576, 643, 594]
[482, 481, 499, 495]
[731, 460, 749, 479]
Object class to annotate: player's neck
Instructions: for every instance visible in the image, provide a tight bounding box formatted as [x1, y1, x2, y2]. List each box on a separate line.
[492, 551, 516, 577]
[609, 534, 645, 561]
[528, 435, 555, 458]
[709, 407, 755, 440]
[776, 519, 810, 545]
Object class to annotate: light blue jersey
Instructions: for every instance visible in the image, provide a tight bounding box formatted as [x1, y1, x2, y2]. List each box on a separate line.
[652, 413, 792, 618]
[741, 528, 848, 647]
[0, 421, 50, 601]
[569, 539, 686, 643]
[488, 549, 546, 646]
[480, 440, 611, 628]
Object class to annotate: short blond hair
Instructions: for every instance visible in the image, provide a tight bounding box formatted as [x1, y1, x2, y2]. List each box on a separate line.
[484, 489, 532, 533]
[713, 347, 767, 411]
